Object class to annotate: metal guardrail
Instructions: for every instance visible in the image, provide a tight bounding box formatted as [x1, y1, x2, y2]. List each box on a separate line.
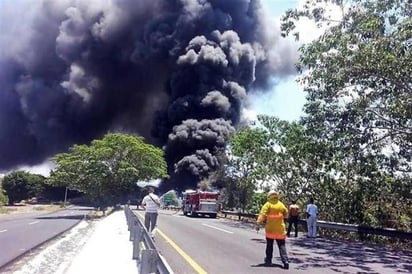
[220, 210, 412, 240]
[124, 207, 410, 273]
[124, 206, 174, 274]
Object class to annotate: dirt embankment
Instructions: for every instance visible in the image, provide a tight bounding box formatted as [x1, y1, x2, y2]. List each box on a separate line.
[0, 204, 62, 216]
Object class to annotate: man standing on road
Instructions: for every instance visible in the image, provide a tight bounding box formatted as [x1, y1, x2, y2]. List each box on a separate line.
[287, 200, 300, 237]
[256, 190, 289, 270]
[141, 186, 160, 238]
[306, 197, 318, 238]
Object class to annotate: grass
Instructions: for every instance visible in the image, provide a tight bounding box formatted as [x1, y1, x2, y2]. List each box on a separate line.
[33, 205, 62, 211]
[0, 203, 62, 215]
[0, 207, 16, 214]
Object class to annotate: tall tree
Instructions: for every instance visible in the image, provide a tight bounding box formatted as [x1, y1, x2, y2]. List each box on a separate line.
[227, 126, 270, 211]
[257, 115, 316, 201]
[281, 0, 411, 228]
[2, 171, 44, 204]
[0, 185, 9, 206]
[48, 133, 167, 207]
[220, 118, 313, 210]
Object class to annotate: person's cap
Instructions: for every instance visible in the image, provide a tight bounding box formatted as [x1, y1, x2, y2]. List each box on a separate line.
[267, 190, 279, 198]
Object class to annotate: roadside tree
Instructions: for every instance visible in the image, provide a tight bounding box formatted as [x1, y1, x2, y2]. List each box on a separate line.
[281, 0, 411, 229]
[0, 185, 8, 206]
[48, 133, 168, 208]
[2, 171, 44, 204]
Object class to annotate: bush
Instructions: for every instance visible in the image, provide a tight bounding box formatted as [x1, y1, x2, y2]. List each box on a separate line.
[0, 186, 8, 206]
[248, 192, 267, 214]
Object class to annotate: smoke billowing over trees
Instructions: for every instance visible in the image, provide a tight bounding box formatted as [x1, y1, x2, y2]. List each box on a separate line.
[0, 0, 296, 189]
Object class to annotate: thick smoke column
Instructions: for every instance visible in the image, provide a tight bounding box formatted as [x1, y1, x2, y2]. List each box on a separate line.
[0, 0, 296, 189]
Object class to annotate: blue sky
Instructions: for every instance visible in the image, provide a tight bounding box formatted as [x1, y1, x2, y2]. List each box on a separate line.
[250, 0, 306, 121]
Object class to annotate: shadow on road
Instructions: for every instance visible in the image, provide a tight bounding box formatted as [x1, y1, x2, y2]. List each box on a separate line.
[288, 237, 412, 273]
[217, 216, 411, 273]
[218, 218, 256, 230]
[35, 214, 86, 220]
[250, 238, 266, 244]
[251, 262, 284, 269]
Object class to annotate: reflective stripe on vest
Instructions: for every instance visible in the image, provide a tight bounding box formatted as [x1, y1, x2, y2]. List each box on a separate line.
[265, 231, 286, 240]
[267, 213, 283, 219]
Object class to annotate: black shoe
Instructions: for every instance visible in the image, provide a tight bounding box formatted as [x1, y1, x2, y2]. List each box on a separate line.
[283, 263, 289, 270]
[264, 258, 272, 265]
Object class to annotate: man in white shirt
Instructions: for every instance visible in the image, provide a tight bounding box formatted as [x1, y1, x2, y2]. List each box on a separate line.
[306, 197, 318, 238]
[141, 186, 160, 238]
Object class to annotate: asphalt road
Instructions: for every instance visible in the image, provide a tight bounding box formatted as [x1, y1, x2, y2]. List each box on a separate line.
[0, 206, 92, 269]
[137, 210, 412, 274]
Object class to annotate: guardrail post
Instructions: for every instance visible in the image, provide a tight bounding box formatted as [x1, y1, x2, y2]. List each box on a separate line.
[129, 215, 138, 241]
[140, 249, 157, 274]
[133, 227, 143, 260]
[125, 206, 131, 230]
[129, 220, 136, 241]
[128, 214, 132, 231]
[127, 208, 133, 231]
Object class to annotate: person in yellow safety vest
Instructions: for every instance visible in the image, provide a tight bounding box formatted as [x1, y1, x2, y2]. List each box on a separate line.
[256, 190, 289, 270]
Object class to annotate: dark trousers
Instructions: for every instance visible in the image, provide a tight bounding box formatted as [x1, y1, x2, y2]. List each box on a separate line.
[265, 238, 288, 264]
[144, 212, 158, 232]
[287, 216, 299, 237]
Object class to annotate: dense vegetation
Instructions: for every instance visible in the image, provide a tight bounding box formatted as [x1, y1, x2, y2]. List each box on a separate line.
[212, 0, 411, 246]
[1, 171, 68, 205]
[47, 133, 168, 209]
[0, 184, 8, 206]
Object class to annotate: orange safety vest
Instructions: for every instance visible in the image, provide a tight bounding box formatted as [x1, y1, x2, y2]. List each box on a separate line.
[257, 200, 288, 239]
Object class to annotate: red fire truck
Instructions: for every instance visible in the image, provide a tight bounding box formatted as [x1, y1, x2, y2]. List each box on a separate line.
[182, 189, 220, 218]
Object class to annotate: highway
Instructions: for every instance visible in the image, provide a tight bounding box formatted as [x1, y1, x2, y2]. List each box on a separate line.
[0, 206, 92, 269]
[136, 210, 412, 274]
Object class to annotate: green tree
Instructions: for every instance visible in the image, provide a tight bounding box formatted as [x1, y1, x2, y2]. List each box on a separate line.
[281, 0, 411, 229]
[256, 115, 316, 201]
[227, 126, 270, 212]
[215, 118, 312, 211]
[48, 133, 168, 208]
[208, 152, 240, 210]
[2, 171, 44, 204]
[0, 185, 8, 206]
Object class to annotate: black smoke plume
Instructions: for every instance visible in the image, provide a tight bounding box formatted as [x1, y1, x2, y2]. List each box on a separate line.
[0, 0, 296, 189]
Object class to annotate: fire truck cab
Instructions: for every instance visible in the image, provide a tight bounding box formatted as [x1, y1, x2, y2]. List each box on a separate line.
[182, 189, 220, 218]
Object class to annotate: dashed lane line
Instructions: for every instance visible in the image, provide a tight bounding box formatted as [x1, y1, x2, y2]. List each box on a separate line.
[202, 223, 234, 234]
[28, 221, 40, 225]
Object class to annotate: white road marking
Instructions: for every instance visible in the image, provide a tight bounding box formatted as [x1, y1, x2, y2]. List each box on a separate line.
[29, 221, 40, 225]
[202, 223, 234, 234]
[0, 229, 7, 233]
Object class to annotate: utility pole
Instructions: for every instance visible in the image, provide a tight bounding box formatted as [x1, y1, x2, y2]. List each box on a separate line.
[63, 186, 68, 207]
